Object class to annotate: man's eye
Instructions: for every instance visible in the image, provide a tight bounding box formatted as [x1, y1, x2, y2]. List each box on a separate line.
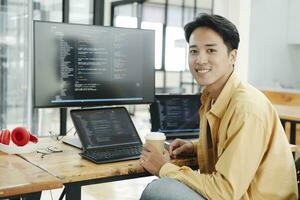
[207, 49, 216, 53]
[189, 49, 198, 54]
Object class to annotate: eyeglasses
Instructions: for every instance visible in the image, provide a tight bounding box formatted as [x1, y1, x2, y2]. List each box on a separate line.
[48, 131, 64, 141]
[48, 127, 76, 141]
[37, 146, 63, 158]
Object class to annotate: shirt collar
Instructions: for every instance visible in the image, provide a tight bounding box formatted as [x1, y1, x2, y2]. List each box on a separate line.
[202, 71, 241, 118]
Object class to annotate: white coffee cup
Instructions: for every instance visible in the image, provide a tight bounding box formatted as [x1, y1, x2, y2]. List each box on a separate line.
[145, 132, 166, 154]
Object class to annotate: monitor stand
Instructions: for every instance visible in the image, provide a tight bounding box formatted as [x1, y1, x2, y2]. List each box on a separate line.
[62, 135, 82, 149]
[59, 108, 68, 136]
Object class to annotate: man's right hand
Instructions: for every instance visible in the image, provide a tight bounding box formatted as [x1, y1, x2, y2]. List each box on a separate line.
[169, 139, 194, 158]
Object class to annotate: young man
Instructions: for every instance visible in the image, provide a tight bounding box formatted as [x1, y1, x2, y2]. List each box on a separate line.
[139, 13, 297, 200]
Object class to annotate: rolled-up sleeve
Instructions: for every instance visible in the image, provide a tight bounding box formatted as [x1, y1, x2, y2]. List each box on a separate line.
[192, 139, 198, 155]
[159, 111, 269, 200]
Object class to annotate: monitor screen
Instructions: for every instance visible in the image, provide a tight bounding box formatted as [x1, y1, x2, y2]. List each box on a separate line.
[150, 94, 201, 132]
[33, 21, 155, 108]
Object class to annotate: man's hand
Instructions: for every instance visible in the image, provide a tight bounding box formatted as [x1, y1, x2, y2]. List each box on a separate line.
[139, 143, 170, 176]
[169, 139, 194, 158]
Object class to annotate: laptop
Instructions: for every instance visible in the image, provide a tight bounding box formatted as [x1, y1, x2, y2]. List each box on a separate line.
[62, 135, 82, 149]
[150, 94, 201, 141]
[70, 107, 143, 164]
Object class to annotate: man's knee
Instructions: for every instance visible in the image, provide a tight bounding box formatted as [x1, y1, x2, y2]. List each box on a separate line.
[140, 178, 169, 200]
[140, 177, 206, 200]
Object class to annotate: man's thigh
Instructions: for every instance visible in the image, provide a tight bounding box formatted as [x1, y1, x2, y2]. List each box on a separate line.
[140, 177, 206, 200]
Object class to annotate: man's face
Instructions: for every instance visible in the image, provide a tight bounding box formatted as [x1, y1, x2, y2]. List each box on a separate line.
[188, 27, 237, 90]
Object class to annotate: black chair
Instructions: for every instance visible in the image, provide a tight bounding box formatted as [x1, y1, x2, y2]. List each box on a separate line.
[295, 157, 300, 199]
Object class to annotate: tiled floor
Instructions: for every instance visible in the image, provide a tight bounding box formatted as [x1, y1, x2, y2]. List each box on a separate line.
[83, 176, 156, 200]
[41, 176, 156, 200]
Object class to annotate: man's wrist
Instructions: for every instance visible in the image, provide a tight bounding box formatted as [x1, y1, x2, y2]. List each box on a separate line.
[159, 163, 180, 177]
[191, 140, 198, 155]
[156, 161, 168, 176]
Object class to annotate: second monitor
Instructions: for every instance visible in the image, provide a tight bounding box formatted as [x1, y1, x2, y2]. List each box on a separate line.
[150, 94, 201, 139]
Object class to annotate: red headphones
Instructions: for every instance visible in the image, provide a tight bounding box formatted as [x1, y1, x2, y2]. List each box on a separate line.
[0, 127, 38, 146]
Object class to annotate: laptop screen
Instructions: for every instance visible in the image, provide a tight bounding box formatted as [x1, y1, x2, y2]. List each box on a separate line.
[70, 107, 142, 149]
[150, 94, 201, 133]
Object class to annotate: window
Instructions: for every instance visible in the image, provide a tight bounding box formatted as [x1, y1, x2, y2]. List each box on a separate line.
[115, 16, 137, 28]
[33, 0, 62, 22]
[142, 3, 165, 70]
[141, 21, 163, 69]
[0, 0, 31, 129]
[113, 4, 138, 28]
[69, 0, 93, 24]
[165, 26, 186, 71]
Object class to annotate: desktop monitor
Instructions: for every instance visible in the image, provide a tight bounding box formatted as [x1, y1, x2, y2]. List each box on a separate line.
[33, 21, 155, 108]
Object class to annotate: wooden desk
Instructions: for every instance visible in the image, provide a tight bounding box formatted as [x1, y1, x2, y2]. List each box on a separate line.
[19, 137, 198, 200]
[274, 105, 300, 122]
[274, 104, 300, 144]
[0, 151, 62, 199]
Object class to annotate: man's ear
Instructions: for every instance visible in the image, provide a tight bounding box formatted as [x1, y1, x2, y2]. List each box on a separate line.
[229, 49, 237, 65]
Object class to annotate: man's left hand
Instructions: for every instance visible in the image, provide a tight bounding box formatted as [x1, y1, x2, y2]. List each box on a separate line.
[139, 143, 170, 176]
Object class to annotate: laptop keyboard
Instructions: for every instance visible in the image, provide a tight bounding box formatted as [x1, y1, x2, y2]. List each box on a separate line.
[85, 145, 143, 162]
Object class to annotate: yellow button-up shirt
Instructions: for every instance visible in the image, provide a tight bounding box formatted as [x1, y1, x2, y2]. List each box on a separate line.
[159, 72, 297, 200]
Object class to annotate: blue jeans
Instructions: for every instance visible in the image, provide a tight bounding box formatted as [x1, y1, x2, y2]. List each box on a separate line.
[140, 177, 206, 200]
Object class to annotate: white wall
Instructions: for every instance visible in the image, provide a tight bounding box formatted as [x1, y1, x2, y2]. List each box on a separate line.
[287, 0, 300, 44]
[248, 0, 300, 89]
[213, 0, 251, 82]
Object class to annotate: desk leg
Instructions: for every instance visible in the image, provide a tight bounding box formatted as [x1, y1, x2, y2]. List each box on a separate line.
[290, 121, 297, 158]
[280, 119, 286, 130]
[290, 121, 296, 145]
[65, 183, 81, 200]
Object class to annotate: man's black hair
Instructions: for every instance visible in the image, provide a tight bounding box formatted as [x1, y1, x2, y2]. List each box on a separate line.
[184, 13, 240, 51]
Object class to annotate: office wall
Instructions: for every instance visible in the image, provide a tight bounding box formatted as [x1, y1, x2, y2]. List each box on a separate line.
[214, 0, 251, 82]
[248, 0, 300, 90]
